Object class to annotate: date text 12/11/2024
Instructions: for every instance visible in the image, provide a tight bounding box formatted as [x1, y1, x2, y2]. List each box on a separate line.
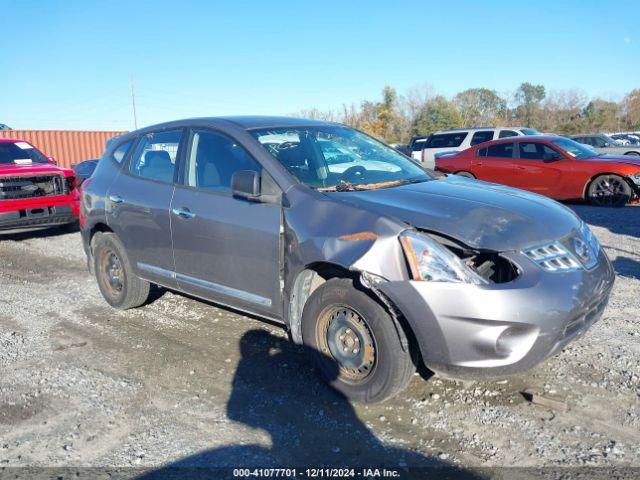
[233, 468, 402, 478]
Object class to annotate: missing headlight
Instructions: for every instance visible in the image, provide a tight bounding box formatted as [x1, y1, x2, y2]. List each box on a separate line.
[463, 252, 520, 283]
[419, 231, 520, 284]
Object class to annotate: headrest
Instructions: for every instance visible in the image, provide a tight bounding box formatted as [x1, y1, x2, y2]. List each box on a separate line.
[145, 150, 172, 166]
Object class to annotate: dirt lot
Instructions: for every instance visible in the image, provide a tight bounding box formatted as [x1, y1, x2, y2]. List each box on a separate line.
[0, 205, 638, 476]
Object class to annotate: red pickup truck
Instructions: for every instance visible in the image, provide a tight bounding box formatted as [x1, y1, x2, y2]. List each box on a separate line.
[0, 138, 79, 232]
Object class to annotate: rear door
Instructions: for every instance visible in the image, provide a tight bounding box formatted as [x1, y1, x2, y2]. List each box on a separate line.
[106, 129, 184, 288]
[473, 142, 517, 184]
[170, 128, 282, 318]
[511, 141, 565, 196]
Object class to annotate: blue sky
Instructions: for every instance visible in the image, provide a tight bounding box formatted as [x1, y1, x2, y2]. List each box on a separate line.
[1, 0, 638, 131]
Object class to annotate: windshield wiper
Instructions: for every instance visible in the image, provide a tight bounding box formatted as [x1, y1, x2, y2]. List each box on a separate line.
[318, 178, 429, 192]
[317, 180, 358, 192]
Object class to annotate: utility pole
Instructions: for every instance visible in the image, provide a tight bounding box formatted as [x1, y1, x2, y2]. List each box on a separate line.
[130, 76, 138, 130]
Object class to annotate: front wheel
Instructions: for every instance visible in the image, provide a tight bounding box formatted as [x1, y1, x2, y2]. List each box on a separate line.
[587, 174, 632, 207]
[301, 278, 415, 403]
[624, 151, 640, 156]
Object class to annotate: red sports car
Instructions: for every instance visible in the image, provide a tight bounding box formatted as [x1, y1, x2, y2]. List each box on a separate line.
[0, 139, 79, 232]
[435, 136, 640, 207]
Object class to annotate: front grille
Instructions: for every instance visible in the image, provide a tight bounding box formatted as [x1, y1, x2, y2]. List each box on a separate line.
[0, 174, 67, 200]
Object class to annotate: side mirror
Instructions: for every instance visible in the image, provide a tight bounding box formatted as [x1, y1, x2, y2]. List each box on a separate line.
[48, 156, 57, 165]
[231, 170, 261, 200]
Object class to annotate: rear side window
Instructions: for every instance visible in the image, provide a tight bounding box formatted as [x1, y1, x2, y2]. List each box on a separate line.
[518, 142, 558, 160]
[486, 142, 515, 158]
[185, 129, 261, 193]
[111, 139, 134, 164]
[425, 133, 467, 149]
[499, 130, 518, 138]
[129, 130, 183, 183]
[470, 131, 494, 146]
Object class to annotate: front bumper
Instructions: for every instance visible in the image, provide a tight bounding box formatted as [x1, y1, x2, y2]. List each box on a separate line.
[0, 194, 79, 231]
[378, 249, 615, 379]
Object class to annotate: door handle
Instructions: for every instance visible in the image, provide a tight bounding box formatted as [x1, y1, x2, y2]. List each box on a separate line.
[172, 207, 196, 219]
[109, 194, 125, 204]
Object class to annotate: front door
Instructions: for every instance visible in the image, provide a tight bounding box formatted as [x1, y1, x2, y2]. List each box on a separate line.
[170, 128, 282, 318]
[511, 141, 565, 196]
[106, 129, 184, 288]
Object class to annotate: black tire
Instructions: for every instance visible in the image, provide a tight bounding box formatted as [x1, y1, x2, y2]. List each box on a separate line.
[301, 278, 415, 403]
[625, 151, 640, 156]
[455, 171, 476, 179]
[93, 232, 150, 309]
[587, 174, 632, 207]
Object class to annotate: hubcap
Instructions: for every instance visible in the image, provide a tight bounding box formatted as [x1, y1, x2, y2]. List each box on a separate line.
[592, 176, 627, 206]
[100, 249, 123, 296]
[318, 306, 376, 382]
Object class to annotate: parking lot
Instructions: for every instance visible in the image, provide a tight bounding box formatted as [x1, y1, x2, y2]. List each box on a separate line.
[0, 205, 638, 473]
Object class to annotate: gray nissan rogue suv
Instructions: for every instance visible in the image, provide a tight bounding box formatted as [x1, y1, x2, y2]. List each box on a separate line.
[81, 116, 615, 403]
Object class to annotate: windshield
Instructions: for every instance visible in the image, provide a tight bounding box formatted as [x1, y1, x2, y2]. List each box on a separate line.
[551, 138, 597, 159]
[521, 128, 541, 135]
[0, 142, 49, 165]
[252, 126, 432, 191]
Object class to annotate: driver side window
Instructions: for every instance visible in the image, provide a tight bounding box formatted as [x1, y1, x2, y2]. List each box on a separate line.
[185, 130, 261, 193]
[518, 142, 558, 160]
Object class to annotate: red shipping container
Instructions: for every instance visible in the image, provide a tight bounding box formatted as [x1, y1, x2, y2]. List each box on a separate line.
[0, 130, 127, 168]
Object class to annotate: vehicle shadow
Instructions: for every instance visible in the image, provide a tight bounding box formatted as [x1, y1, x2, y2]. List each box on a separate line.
[137, 329, 480, 480]
[0, 223, 78, 241]
[611, 256, 640, 280]
[569, 204, 640, 238]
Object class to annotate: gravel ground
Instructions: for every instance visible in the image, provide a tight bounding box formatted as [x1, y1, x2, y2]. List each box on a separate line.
[0, 205, 638, 476]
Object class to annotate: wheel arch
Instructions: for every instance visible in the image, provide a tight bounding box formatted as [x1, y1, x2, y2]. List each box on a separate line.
[287, 262, 415, 359]
[86, 222, 114, 274]
[582, 171, 631, 200]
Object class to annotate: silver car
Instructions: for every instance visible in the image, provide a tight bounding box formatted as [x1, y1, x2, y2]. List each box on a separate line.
[81, 117, 615, 403]
[571, 134, 640, 156]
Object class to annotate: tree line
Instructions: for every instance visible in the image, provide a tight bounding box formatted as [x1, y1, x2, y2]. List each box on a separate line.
[298, 84, 640, 144]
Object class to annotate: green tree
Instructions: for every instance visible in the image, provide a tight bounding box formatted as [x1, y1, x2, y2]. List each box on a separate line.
[356, 86, 404, 142]
[454, 88, 507, 127]
[514, 82, 546, 127]
[411, 96, 462, 135]
[623, 89, 640, 130]
[582, 99, 622, 132]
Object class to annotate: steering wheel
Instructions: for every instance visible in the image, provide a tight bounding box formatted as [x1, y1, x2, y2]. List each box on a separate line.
[342, 165, 367, 183]
[276, 141, 298, 151]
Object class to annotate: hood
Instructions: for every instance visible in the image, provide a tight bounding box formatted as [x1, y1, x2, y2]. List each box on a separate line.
[582, 154, 640, 167]
[332, 176, 582, 252]
[0, 162, 71, 176]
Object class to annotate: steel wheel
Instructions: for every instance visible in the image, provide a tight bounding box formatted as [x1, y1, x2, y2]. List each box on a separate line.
[99, 248, 124, 297]
[317, 306, 376, 383]
[588, 174, 631, 207]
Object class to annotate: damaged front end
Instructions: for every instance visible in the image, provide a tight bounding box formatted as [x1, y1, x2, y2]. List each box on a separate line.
[344, 225, 614, 380]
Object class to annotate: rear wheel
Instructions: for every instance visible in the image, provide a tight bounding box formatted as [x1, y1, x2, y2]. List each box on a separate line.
[93, 232, 150, 309]
[625, 151, 640, 156]
[301, 278, 415, 403]
[587, 174, 632, 207]
[455, 171, 476, 179]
